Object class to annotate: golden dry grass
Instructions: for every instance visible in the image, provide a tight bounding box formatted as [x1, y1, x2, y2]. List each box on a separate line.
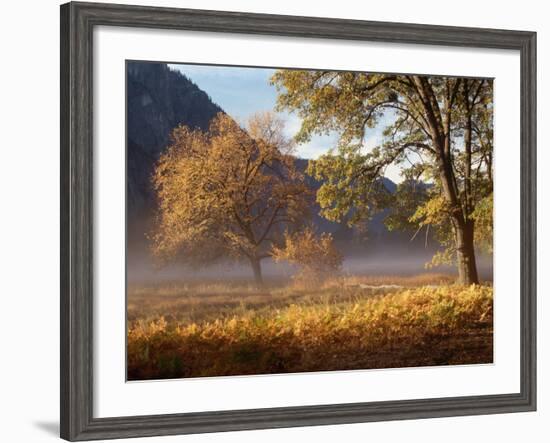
[127, 276, 493, 380]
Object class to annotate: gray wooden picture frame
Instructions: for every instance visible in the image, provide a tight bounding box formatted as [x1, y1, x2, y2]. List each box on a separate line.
[60, 1, 537, 441]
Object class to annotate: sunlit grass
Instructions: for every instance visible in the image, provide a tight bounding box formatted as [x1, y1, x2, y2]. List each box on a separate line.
[127, 280, 493, 380]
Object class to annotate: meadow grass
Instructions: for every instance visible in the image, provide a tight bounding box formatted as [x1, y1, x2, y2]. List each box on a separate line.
[127, 275, 493, 380]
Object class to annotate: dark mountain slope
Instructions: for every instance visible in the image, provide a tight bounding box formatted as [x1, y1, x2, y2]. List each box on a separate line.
[293, 159, 433, 253]
[127, 61, 223, 215]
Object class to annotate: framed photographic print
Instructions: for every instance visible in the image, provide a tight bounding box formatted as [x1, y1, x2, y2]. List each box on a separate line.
[60, 1, 536, 440]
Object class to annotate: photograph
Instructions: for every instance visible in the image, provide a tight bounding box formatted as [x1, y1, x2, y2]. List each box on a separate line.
[1, 0, 544, 441]
[126, 61, 495, 381]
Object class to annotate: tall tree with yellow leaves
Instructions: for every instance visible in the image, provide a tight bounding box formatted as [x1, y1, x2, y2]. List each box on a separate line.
[149, 112, 310, 285]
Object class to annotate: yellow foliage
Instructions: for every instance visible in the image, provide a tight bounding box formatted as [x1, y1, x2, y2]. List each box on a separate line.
[271, 228, 342, 282]
[149, 112, 309, 270]
[128, 284, 493, 379]
[471, 194, 493, 253]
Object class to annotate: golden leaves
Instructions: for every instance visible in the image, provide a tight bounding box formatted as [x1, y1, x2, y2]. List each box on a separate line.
[271, 227, 342, 283]
[149, 112, 310, 270]
[127, 283, 493, 378]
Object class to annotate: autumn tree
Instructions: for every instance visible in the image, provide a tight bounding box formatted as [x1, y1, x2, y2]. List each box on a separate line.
[272, 71, 493, 284]
[150, 112, 310, 285]
[271, 227, 342, 283]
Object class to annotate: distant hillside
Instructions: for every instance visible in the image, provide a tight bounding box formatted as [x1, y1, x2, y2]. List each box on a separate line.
[293, 159, 432, 252]
[127, 61, 223, 216]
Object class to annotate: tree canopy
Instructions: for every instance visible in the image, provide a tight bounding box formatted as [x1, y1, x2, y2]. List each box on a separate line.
[149, 112, 310, 284]
[272, 71, 493, 284]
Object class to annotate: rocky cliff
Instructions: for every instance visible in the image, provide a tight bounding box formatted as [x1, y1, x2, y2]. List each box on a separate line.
[127, 61, 223, 216]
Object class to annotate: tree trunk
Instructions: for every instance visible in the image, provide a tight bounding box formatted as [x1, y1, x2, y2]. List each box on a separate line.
[249, 257, 264, 286]
[454, 219, 479, 285]
[436, 156, 480, 285]
[413, 77, 480, 285]
[437, 160, 478, 285]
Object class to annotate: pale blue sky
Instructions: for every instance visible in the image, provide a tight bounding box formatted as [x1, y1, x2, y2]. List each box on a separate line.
[168, 63, 402, 182]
